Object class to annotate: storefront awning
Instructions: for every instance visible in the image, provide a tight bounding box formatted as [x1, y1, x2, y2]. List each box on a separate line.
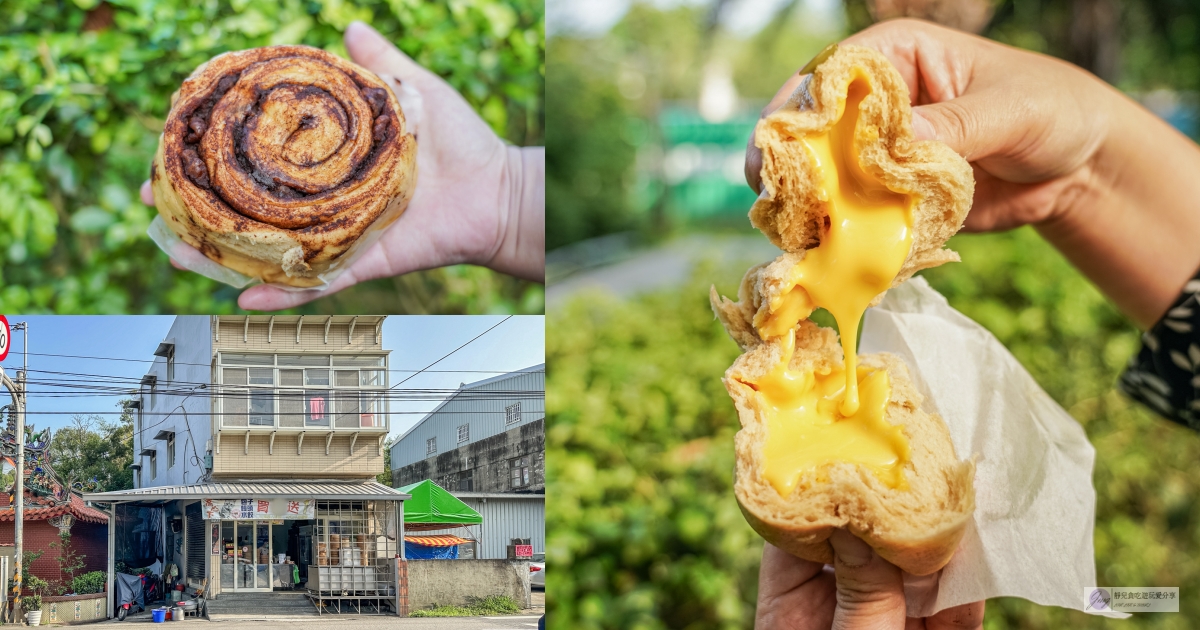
[82, 480, 409, 504]
[404, 534, 473, 547]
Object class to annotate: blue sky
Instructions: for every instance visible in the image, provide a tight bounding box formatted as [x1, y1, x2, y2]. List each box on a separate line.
[0, 315, 544, 440]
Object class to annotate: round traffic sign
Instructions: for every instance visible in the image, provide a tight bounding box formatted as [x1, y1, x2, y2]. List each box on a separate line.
[0, 315, 9, 363]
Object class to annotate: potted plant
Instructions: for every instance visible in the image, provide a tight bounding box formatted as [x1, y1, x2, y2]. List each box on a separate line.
[21, 594, 43, 626]
[23, 575, 48, 626]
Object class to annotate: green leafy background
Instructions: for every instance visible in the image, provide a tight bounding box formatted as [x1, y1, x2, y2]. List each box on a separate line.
[0, 0, 544, 314]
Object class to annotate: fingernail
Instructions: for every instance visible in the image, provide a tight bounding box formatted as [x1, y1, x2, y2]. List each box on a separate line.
[829, 530, 873, 568]
[912, 109, 936, 141]
[799, 43, 838, 76]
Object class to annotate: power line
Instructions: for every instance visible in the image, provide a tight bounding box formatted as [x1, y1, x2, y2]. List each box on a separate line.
[1, 351, 538, 373]
[390, 317, 513, 391]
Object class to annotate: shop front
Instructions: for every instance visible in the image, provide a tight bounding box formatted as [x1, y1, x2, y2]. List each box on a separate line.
[83, 481, 409, 617]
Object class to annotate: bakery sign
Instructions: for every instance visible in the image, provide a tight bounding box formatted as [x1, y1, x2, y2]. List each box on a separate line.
[202, 498, 314, 520]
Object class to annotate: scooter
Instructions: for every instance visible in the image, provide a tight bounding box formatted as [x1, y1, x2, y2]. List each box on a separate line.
[114, 573, 144, 621]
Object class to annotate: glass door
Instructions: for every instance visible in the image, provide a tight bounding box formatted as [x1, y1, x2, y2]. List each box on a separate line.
[221, 520, 273, 592]
[235, 521, 252, 589]
[255, 522, 270, 589]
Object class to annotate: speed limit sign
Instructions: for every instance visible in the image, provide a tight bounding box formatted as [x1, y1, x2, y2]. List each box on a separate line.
[0, 315, 9, 363]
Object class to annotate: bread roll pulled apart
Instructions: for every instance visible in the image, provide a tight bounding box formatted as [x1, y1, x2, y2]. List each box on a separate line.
[710, 44, 976, 576]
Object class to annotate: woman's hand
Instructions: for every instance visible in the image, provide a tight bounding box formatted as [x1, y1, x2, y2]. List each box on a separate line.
[755, 534, 983, 630]
[142, 21, 544, 310]
[747, 19, 1200, 328]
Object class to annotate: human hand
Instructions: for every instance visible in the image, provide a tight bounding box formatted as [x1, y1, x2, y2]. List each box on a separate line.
[746, 19, 1113, 234]
[141, 21, 544, 310]
[746, 18, 1200, 328]
[755, 534, 984, 630]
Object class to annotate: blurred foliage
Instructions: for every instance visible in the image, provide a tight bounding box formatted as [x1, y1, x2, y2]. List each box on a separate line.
[546, 36, 638, 251]
[0, 0, 544, 314]
[548, 227, 1200, 629]
[546, 2, 833, 252]
[547, 260, 750, 629]
[547, 0, 1200, 254]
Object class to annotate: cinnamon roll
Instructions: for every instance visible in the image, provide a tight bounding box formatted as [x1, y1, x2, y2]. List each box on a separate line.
[151, 45, 417, 287]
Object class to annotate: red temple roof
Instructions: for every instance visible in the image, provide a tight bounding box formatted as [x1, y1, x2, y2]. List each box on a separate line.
[0, 492, 108, 525]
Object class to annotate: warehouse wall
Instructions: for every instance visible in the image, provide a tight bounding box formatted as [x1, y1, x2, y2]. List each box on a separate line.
[393, 419, 545, 492]
[413, 495, 544, 560]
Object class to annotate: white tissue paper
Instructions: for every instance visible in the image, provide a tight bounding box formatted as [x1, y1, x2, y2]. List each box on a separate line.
[859, 276, 1124, 619]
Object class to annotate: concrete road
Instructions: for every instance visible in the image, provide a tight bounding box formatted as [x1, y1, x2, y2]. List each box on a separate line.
[547, 233, 781, 308]
[98, 615, 543, 629]
[95, 592, 544, 628]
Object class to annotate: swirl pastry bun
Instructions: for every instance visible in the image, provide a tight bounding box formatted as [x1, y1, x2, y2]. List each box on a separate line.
[151, 45, 417, 287]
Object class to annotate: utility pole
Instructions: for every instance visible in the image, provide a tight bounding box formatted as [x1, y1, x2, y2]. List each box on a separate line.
[0, 405, 19, 618]
[9, 322, 26, 626]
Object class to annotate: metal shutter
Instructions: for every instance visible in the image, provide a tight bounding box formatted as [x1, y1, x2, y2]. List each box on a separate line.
[186, 503, 205, 579]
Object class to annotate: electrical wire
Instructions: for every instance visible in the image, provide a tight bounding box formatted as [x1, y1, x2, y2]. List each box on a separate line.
[390, 316, 513, 391]
[1, 351, 539, 373]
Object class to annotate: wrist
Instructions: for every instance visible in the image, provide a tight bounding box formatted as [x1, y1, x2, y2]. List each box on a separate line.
[1039, 86, 1200, 328]
[483, 146, 545, 282]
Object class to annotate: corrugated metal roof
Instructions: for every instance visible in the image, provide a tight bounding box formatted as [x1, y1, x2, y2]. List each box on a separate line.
[453, 492, 545, 500]
[82, 480, 408, 503]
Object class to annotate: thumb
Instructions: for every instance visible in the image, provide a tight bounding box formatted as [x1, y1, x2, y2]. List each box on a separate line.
[828, 530, 906, 630]
[910, 91, 1012, 164]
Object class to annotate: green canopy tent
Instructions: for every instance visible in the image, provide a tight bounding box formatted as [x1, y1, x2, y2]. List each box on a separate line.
[398, 480, 482, 531]
[399, 480, 483, 559]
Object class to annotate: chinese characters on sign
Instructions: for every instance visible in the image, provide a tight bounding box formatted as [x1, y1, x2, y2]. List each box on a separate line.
[201, 498, 314, 520]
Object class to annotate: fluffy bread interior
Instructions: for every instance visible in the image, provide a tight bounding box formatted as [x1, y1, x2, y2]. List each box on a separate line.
[725, 322, 975, 575]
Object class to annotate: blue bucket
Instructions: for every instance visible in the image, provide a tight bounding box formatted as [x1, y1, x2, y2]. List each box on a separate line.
[152, 608, 167, 623]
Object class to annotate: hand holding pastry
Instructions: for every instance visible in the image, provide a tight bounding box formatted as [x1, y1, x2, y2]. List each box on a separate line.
[142, 21, 545, 310]
[755, 538, 984, 630]
[747, 18, 1200, 328]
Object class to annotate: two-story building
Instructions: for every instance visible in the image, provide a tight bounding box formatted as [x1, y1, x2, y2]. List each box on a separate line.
[390, 366, 544, 559]
[84, 316, 409, 616]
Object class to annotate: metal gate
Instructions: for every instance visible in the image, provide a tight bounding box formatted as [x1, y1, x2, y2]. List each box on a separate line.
[186, 503, 204, 580]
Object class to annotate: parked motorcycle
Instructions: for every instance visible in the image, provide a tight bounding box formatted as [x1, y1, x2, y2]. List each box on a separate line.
[114, 573, 144, 621]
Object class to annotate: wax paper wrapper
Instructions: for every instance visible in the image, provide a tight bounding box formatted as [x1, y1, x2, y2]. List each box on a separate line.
[147, 79, 423, 292]
[859, 276, 1122, 618]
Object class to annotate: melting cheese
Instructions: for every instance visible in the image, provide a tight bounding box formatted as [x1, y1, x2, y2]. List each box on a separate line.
[749, 329, 909, 496]
[749, 69, 915, 493]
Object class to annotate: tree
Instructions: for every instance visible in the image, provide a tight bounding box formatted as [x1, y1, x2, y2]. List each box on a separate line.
[48, 400, 134, 493]
[377, 435, 397, 487]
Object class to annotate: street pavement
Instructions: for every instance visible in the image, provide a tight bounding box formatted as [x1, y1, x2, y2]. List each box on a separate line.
[547, 233, 781, 308]
[98, 613, 543, 629]
[95, 591, 544, 628]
